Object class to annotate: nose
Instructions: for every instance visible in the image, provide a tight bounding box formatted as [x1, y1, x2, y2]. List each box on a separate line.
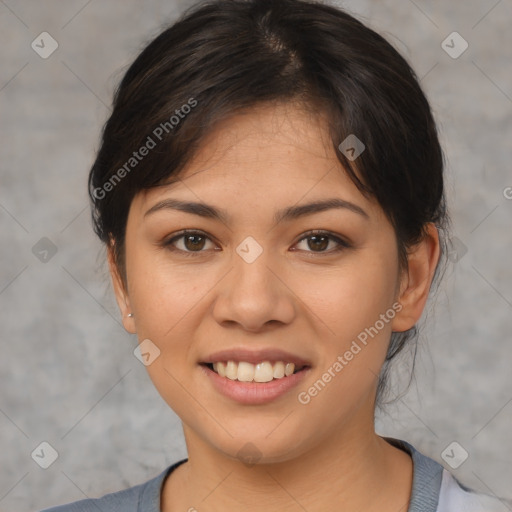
[211, 243, 296, 333]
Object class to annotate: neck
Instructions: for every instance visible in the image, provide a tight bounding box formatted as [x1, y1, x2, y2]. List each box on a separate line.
[162, 422, 413, 512]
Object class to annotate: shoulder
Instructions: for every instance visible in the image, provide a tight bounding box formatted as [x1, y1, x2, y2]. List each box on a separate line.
[38, 460, 187, 512]
[39, 482, 142, 512]
[385, 438, 510, 512]
[437, 470, 512, 512]
[38, 478, 152, 512]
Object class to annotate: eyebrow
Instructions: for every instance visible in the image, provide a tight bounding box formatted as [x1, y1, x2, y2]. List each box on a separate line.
[144, 197, 369, 224]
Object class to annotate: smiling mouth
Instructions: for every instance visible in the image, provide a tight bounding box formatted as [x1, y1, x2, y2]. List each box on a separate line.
[202, 361, 308, 383]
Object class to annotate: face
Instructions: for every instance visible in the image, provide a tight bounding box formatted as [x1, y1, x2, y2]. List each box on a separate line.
[111, 102, 427, 464]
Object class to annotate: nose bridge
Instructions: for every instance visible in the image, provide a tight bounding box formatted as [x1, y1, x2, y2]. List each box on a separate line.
[212, 235, 295, 330]
[232, 234, 277, 302]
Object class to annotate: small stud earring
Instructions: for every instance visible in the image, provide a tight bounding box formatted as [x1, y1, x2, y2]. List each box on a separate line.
[127, 313, 134, 318]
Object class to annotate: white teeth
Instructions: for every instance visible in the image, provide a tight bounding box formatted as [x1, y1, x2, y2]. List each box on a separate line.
[254, 362, 274, 382]
[237, 362, 255, 382]
[225, 361, 238, 380]
[216, 361, 226, 377]
[273, 361, 285, 379]
[210, 360, 299, 382]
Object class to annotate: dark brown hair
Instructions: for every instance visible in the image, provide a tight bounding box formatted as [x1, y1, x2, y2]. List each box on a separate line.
[88, 0, 450, 406]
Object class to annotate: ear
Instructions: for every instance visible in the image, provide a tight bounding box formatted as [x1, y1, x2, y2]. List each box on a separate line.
[391, 223, 441, 333]
[107, 243, 137, 334]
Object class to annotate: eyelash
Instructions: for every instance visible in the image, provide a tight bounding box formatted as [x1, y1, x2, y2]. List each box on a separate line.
[162, 229, 351, 258]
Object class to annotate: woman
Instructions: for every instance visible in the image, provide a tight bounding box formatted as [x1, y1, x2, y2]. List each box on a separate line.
[42, 0, 508, 510]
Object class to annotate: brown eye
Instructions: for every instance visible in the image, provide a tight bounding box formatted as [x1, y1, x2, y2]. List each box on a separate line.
[182, 233, 206, 251]
[293, 230, 350, 254]
[164, 230, 216, 255]
[306, 234, 329, 252]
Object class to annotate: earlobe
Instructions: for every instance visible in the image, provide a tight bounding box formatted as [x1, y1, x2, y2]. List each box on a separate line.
[107, 245, 137, 334]
[391, 223, 440, 333]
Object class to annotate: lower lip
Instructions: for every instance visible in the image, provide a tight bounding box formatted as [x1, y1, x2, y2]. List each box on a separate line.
[201, 364, 310, 405]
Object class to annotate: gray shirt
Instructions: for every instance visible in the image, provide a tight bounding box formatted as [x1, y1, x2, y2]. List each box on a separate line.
[40, 439, 509, 512]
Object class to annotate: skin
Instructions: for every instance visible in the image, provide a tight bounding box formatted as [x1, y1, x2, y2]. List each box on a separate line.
[109, 101, 440, 512]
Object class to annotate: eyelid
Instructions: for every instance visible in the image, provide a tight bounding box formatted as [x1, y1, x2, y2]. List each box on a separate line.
[294, 229, 351, 252]
[163, 229, 219, 257]
[162, 229, 351, 256]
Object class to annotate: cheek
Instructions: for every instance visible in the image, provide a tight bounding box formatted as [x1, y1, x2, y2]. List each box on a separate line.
[293, 256, 399, 407]
[126, 243, 210, 337]
[125, 247, 224, 403]
[125, 255, 208, 414]
[298, 256, 398, 338]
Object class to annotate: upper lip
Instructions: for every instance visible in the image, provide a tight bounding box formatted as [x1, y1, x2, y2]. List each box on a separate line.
[202, 348, 311, 367]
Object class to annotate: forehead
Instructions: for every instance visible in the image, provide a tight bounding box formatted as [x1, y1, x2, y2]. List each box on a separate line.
[135, 101, 380, 220]
[189, 101, 334, 163]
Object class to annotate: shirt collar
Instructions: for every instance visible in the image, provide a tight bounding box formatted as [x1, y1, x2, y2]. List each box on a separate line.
[385, 437, 444, 512]
[139, 439, 444, 512]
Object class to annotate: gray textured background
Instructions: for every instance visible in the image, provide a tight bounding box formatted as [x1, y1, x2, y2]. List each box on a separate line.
[1, 1, 511, 511]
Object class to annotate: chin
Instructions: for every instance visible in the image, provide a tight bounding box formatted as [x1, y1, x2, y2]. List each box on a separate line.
[201, 426, 313, 466]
